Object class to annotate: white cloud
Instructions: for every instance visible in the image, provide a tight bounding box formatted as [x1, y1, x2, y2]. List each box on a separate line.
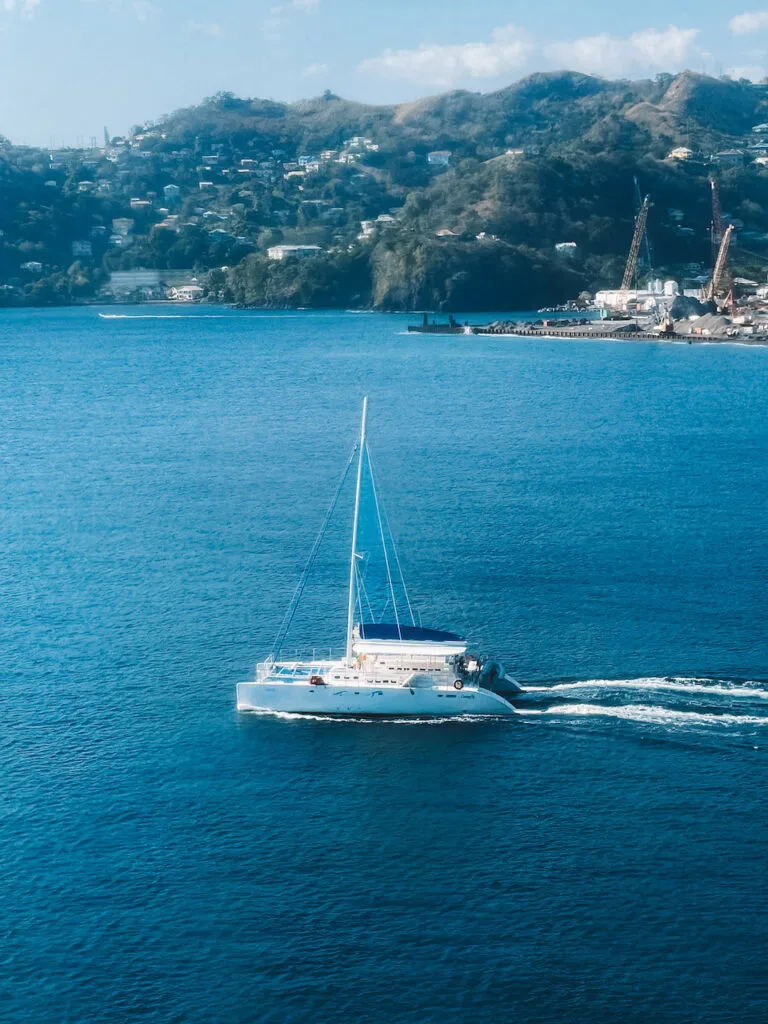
[263, 0, 318, 41]
[359, 25, 533, 87]
[303, 62, 329, 77]
[3, 0, 42, 18]
[188, 19, 222, 37]
[132, 0, 157, 22]
[360, 23, 702, 87]
[729, 11, 768, 35]
[544, 26, 701, 78]
[262, 4, 287, 40]
[726, 63, 768, 80]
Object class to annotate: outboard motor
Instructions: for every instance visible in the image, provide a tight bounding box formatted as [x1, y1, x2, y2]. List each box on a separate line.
[479, 661, 523, 696]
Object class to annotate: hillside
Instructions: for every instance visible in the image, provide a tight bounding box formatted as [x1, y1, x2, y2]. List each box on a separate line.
[2, 70, 768, 310]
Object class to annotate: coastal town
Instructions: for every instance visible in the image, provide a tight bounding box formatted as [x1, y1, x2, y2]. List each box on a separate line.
[3, 73, 768, 317]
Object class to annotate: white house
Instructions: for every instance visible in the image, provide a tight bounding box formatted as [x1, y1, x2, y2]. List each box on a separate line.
[112, 218, 135, 236]
[428, 151, 451, 167]
[168, 285, 205, 302]
[267, 245, 322, 260]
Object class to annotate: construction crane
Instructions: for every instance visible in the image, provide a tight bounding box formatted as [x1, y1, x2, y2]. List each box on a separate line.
[620, 195, 650, 291]
[704, 223, 733, 304]
[633, 176, 653, 279]
[709, 175, 725, 263]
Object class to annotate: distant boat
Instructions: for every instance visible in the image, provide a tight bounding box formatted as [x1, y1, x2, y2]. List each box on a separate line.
[407, 313, 469, 335]
[237, 399, 518, 718]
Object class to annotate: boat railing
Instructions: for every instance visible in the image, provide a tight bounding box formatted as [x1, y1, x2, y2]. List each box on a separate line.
[256, 648, 346, 681]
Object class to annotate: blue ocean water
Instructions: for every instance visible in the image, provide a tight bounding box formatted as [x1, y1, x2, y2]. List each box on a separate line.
[2, 307, 767, 1023]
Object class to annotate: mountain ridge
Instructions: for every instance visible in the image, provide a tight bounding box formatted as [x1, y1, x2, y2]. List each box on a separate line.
[2, 70, 768, 310]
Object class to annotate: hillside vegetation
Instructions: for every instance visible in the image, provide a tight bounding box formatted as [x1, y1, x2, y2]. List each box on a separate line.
[2, 71, 768, 309]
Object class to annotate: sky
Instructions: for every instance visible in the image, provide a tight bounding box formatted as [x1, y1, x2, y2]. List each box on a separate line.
[1, 0, 768, 145]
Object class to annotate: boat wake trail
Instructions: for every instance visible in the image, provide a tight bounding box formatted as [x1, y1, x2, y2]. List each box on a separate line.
[516, 676, 768, 735]
[516, 703, 768, 728]
[522, 677, 768, 700]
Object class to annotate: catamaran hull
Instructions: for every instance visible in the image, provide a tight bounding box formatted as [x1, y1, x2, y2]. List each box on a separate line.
[236, 682, 515, 717]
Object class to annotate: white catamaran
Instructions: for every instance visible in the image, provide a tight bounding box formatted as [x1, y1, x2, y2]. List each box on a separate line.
[237, 398, 519, 717]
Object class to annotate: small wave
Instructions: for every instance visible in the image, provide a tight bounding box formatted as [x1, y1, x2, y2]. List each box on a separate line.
[522, 677, 768, 700]
[240, 708, 497, 725]
[517, 703, 768, 728]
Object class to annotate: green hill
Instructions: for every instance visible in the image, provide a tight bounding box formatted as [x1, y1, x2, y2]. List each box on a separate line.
[2, 70, 768, 309]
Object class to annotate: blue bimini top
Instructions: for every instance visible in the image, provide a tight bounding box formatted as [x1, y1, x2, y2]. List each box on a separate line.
[359, 623, 464, 643]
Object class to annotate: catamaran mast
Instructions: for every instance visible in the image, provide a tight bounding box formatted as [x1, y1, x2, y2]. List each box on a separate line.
[346, 397, 368, 664]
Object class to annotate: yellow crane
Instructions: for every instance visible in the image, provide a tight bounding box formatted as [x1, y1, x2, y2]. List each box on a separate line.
[704, 223, 733, 304]
[620, 195, 650, 291]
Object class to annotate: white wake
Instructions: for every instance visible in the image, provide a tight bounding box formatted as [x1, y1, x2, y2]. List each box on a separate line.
[522, 677, 768, 700]
[516, 703, 768, 728]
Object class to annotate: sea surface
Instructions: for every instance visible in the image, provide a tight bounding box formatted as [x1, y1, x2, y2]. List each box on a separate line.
[2, 306, 767, 1023]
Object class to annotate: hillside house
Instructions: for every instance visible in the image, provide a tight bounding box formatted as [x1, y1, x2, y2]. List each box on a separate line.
[668, 146, 694, 161]
[712, 150, 746, 167]
[267, 245, 322, 261]
[168, 285, 205, 302]
[112, 218, 135, 236]
[344, 137, 373, 150]
[428, 151, 451, 167]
